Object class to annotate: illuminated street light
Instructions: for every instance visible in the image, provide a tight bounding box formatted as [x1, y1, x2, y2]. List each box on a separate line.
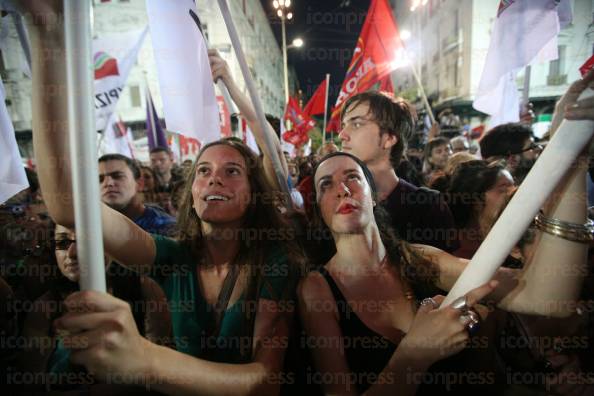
[273, 0, 294, 104]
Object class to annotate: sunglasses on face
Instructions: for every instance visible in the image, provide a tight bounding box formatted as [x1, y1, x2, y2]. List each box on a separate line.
[55, 239, 76, 250]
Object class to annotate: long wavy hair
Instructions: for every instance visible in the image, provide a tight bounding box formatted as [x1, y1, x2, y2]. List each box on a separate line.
[310, 152, 439, 297]
[176, 138, 305, 360]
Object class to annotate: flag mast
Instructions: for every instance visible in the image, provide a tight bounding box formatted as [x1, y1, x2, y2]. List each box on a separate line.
[216, 0, 290, 198]
[408, 61, 436, 125]
[323, 73, 330, 144]
[63, 0, 106, 292]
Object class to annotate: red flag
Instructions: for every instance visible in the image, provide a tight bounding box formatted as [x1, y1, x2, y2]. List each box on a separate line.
[303, 79, 327, 117]
[326, 108, 341, 132]
[282, 128, 309, 147]
[379, 74, 395, 94]
[328, 0, 404, 131]
[580, 55, 594, 77]
[179, 134, 201, 157]
[283, 97, 315, 148]
[284, 97, 315, 135]
[216, 95, 232, 137]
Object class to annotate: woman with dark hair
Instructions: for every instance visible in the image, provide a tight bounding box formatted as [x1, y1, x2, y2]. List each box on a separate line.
[22, 2, 303, 393]
[298, 148, 589, 395]
[446, 160, 516, 259]
[34, 137, 304, 394]
[19, 223, 172, 392]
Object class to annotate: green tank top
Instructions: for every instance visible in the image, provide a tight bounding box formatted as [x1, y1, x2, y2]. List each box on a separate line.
[150, 234, 295, 363]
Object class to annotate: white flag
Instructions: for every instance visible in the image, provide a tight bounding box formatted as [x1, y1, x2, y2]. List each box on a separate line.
[99, 112, 135, 159]
[94, 28, 148, 131]
[280, 119, 296, 157]
[473, 0, 571, 127]
[146, 0, 220, 144]
[0, 78, 28, 204]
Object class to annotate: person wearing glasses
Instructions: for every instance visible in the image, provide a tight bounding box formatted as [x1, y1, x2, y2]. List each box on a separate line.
[18, 223, 173, 393]
[479, 123, 544, 184]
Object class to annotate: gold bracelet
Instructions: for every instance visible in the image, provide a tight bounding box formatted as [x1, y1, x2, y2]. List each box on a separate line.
[534, 213, 594, 243]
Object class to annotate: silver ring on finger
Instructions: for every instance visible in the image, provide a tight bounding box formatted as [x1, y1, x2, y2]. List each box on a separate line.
[420, 297, 438, 309]
[460, 308, 481, 336]
[451, 296, 469, 313]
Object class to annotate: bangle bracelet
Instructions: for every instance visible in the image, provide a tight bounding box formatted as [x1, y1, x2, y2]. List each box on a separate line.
[534, 212, 594, 244]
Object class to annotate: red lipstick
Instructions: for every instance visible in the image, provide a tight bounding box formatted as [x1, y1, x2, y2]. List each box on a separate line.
[337, 203, 357, 214]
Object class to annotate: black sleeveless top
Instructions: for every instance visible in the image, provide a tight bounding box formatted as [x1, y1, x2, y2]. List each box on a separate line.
[318, 267, 506, 395]
[318, 267, 401, 393]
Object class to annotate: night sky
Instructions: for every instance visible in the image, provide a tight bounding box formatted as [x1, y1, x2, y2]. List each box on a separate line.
[260, 0, 372, 106]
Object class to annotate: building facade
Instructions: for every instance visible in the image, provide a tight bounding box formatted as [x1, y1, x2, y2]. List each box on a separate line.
[1, 0, 287, 145]
[392, 0, 594, 125]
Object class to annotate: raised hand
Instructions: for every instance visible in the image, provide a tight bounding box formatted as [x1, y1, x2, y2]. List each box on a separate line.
[550, 68, 594, 135]
[208, 48, 232, 85]
[398, 280, 497, 366]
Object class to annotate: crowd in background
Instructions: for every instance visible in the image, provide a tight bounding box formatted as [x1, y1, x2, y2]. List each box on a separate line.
[2, 3, 594, 394]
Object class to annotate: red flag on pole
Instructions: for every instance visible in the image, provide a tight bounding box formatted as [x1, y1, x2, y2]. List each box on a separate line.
[282, 128, 310, 147]
[303, 79, 327, 117]
[327, 0, 404, 131]
[284, 97, 315, 135]
[283, 97, 315, 148]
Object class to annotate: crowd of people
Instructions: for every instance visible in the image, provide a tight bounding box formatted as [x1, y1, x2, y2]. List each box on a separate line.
[2, 2, 594, 395]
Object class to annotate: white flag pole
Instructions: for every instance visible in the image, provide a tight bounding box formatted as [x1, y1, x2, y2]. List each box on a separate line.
[63, 0, 106, 292]
[323, 73, 330, 144]
[409, 62, 436, 125]
[216, 0, 290, 197]
[522, 65, 532, 109]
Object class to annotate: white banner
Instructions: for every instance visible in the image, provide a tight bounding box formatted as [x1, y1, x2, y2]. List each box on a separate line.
[0, 78, 28, 204]
[146, 0, 220, 144]
[473, 0, 570, 127]
[94, 28, 147, 131]
[99, 112, 135, 159]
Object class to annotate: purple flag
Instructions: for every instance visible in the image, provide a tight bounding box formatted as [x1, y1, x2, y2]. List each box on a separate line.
[145, 88, 168, 150]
